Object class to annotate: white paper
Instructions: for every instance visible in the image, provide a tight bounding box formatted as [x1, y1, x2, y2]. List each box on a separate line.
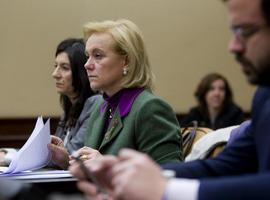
[1, 116, 51, 174]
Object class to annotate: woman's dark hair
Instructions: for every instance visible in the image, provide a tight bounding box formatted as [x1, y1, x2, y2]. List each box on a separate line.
[55, 38, 94, 127]
[195, 73, 233, 114]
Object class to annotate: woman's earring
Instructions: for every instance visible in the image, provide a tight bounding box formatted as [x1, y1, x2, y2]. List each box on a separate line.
[123, 67, 128, 76]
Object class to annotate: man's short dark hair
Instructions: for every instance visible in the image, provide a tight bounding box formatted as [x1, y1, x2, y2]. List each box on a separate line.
[262, 0, 270, 25]
[223, 0, 270, 25]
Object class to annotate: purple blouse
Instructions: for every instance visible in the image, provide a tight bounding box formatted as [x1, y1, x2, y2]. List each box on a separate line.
[100, 88, 144, 131]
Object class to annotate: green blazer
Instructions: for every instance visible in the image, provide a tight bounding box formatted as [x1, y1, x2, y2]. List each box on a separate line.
[85, 89, 182, 164]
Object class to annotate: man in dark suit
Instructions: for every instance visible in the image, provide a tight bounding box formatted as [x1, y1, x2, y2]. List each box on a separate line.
[69, 0, 270, 199]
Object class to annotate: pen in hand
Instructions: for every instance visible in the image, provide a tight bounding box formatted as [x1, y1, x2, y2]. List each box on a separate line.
[57, 140, 63, 146]
[71, 151, 109, 197]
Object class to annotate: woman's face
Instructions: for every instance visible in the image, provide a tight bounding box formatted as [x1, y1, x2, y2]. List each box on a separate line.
[84, 32, 127, 97]
[52, 52, 76, 99]
[205, 79, 226, 110]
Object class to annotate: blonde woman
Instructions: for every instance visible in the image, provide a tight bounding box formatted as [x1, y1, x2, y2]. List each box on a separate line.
[54, 19, 182, 169]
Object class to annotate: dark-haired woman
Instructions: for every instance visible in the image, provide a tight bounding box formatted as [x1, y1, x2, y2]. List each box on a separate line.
[48, 38, 96, 168]
[182, 73, 245, 130]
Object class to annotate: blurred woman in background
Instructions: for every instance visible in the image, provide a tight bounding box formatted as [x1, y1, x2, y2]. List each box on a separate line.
[182, 73, 245, 130]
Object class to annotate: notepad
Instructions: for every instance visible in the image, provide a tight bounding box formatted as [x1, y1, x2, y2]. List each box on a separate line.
[0, 116, 51, 175]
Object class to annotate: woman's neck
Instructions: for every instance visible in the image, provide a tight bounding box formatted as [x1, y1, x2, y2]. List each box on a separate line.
[104, 86, 123, 97]
[208, 107, 220, 123]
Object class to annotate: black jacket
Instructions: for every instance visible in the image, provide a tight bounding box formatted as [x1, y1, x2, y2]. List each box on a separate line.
[181, 103, 245, 130]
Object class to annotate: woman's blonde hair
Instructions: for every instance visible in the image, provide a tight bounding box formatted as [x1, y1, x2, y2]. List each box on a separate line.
[83, 19, 154, 91]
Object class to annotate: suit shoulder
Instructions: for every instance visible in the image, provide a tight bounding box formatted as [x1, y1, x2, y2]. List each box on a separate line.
[255, 86, 270, 100]
[80, 95, 104, 117]
[133, 90, 174, 110]
[84, 95, 103, 108]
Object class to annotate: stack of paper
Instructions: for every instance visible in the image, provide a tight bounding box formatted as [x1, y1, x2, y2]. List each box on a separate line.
[4, 170, 73, 181]
[0, 116, 51, 175]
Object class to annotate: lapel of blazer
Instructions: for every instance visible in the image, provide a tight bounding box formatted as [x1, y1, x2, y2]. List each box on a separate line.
[99, 110, 123, 151]
[87, 110, 107, 149]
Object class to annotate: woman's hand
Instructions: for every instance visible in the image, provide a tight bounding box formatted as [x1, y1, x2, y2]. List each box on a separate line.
[47, 135, 69, 169]
[0, 149, 7, 166]
[69, 146, 103, 165]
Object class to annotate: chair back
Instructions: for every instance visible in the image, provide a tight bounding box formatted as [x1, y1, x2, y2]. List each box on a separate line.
[181, 121, 213, 158]
[182, 122, 237, 161]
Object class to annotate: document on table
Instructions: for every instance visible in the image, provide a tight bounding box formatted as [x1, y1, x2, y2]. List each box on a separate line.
[0, 167, 73, 180]
[4, 170, 73, 180]
[0, 116, 51, 175]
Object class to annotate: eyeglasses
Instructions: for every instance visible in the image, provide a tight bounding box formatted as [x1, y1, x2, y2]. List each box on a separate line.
[231, 24, 266, 43]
